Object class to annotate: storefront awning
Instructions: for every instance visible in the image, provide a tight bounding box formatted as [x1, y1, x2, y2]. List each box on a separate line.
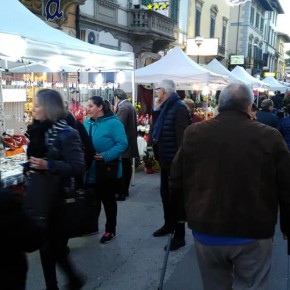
[0, 0, 134, 72]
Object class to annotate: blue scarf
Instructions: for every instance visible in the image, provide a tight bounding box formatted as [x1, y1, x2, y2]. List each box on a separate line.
[152, 93, 180, 142]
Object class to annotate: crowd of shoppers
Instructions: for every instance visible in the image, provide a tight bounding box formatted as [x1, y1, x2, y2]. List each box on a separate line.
[3, 81, 290, 290]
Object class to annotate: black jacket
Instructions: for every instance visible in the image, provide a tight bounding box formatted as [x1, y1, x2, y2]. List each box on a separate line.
[0, 185, 44, 290]
[157, 100, 191, 168]
[65, 112, 94, 170]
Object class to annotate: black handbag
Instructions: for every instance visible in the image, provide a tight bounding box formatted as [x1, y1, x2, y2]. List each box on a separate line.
[95, 159, 119, 181]
[89, 124, 119, 182]
[56, 184, 98, 238]
[23, 171, 62, 227]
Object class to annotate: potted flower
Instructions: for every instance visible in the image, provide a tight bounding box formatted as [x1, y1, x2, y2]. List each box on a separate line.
[142, 151, 155, 174]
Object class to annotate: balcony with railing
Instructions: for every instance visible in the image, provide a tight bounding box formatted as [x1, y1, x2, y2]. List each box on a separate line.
[128, 9, 175, 40]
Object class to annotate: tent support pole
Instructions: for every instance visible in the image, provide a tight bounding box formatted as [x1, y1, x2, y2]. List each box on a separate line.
[131, 66, 136, 186]
[0, 71, 5, 134]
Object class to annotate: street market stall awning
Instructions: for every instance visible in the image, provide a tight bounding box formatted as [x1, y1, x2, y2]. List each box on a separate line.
[0, 0, 134, 72]
[262, 76, 287, 93]
[205, 58, 247, 85]
[135, 46, 228, 86]
[231, 66, 269, 89]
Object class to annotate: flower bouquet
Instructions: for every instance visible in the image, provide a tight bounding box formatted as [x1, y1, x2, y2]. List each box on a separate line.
[142, 151, 155, 174]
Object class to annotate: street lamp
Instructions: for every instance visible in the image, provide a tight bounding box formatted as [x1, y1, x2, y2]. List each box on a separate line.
[195, 36, 204, 64]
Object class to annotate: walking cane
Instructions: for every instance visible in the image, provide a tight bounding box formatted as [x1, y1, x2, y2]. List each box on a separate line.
[158, 232, 173, 290]
[287, 238, 290, 290]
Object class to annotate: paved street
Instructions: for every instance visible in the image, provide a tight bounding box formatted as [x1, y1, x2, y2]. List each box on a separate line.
[26, 169, 290, 290]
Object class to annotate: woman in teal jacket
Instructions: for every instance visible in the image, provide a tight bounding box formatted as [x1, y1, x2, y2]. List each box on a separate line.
[84, 96, 128, 244]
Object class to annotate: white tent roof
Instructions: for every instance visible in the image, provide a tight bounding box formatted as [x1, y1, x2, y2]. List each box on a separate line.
[135, 46, 228, 85]
[231, 66, 269, 89]
[0, 0, 134, 72]
[262, 76, 287, 93]
[205, 58, 247, 85]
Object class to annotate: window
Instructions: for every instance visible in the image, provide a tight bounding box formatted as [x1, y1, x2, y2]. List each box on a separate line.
[222, 18, 228, 46]
[248, 34, 254, 58]
[210, 5, 218, 38]
[210, 17, 215, 38]
[248, 43, 252, 58]
[195, 8, 201, 37]
[260, 17, 264, 33]
[170, 0, 179, 23]
[250, 7, 255, 25]
[255, 12, 260, 29]
[195, 0, 204, 37]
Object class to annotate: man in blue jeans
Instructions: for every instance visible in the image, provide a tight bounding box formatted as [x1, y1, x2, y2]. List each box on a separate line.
[170, 82, 290, 289]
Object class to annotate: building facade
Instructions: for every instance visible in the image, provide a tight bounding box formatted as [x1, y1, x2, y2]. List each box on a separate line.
[187, 0, 231, 65]
[228, 0, 286, 79]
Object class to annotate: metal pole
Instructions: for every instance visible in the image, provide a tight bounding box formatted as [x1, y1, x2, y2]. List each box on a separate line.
[235, 4, 241, 54]
[0, 70, 5, 134]
[131, 62, 136, 186]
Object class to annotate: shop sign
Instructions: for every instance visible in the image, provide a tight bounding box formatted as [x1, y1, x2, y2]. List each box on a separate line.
[45, 0, 63, 21]
[229, 55, 245, 65]
[264, 72, 276, 77]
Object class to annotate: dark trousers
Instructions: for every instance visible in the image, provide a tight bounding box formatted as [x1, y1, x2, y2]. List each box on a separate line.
[95, 181, 117, 233]
[40, 235, 79, 289]
[160, 167, 185, 239]
[120, 158, 132, 197]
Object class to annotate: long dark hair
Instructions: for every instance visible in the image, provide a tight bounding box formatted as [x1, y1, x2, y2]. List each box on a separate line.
[89, 96, 113, 115]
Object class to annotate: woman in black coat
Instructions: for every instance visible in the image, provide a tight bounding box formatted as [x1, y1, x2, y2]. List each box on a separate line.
[25, 89, 86, 290]
[0, 183, 44, 290]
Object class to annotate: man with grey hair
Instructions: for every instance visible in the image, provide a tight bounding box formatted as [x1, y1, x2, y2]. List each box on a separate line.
[152, 79, 191, 251]
[170, 83, 290, 289]
[256, 98, 279, 128]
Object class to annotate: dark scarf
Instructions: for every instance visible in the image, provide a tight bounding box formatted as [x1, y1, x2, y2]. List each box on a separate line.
[26, 119, 67, 158]
[152, 93, 180, 142]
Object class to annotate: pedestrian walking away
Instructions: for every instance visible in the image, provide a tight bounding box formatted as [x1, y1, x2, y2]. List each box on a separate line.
[170, 82, 290, 290]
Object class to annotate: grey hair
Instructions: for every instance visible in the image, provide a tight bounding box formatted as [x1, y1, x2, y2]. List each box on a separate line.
[158, 79, 176, 95]
[36, 89, 66, 122]
[218, 83, 254, 113]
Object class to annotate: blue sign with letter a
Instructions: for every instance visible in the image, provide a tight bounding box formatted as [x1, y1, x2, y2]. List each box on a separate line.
[45, 0, 63, 20]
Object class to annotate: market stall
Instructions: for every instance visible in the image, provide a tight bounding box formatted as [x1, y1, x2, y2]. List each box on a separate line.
[135, 46, 228, 85]
[262, 76, 287, 93]
[134, 46, 229, 135]
[205, 58, 247, 84]
[230, 66, 269, 89]
[0, 0, 135, 186]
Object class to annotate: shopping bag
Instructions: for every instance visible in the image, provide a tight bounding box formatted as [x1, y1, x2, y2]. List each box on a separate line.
[56, 186, 98, 238]
[23, 171, 62, 227]
[95, 159, 119, 181]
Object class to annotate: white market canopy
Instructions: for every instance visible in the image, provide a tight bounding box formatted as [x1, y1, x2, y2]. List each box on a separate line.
[262, 76, 287, 93]
[231, 66, 269, 89]
[135, 46, 228, 86]
[205, 58, 247, 84]
[0, 0, 134, 72]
